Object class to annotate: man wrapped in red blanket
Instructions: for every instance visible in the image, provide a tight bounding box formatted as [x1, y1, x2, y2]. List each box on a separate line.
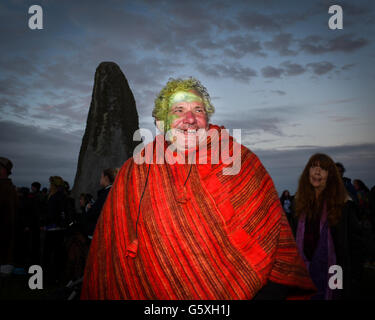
[81, 78, 315, 299]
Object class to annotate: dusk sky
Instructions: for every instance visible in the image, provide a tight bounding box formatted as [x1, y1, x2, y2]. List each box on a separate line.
[1, 0, 374, 195]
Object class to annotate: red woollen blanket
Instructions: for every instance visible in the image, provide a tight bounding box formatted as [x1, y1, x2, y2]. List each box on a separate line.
[81, 125, 316, 299]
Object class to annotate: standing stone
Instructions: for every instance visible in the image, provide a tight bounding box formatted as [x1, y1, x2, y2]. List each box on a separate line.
[72, 62, 141, 205]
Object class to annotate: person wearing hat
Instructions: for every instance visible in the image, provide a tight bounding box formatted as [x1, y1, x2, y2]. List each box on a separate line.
[0, 157, 18, 276]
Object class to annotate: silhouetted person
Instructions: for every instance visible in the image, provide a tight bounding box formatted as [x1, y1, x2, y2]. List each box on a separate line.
[353, 179, 375, 264]
[370, 186, 375, 237]
[79, 193, 93, 215]
[41, 187, 48, 198]
[335, 162, 358, 204]
[28, 181, 43, 265]
[280, 190, 293, 225]
[0, 157, 18, 276]
[85, 168, 119, 239]
[14, 187, 31, 273]
[353, 179, 370, 219]
[42, 176, 70, 285]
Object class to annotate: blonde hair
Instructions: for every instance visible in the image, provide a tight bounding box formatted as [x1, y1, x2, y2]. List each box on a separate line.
[152, 77, 215, 132]
[48, 176, 65, 198]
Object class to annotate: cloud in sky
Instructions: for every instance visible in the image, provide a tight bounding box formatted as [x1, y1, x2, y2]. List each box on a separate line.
[264, 33, 297, 56]
[197, 62, 258, 83]
[306, 61, 336, 75]
[260, 60, 335, 78]
[261, 66, 285, 78]
[281, 61, 307, 76]
[216, 104, 305, 138]
[1, 0, 374, 190]
[237, 11, 281, 32]
[0, 120, 81, 188]
[299, 34, 370, 54]
[271, 90, 286, 96]
[223, 35, 266, 58]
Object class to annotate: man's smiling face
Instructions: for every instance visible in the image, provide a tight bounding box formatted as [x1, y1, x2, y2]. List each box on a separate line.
[168, 90, 208, 152]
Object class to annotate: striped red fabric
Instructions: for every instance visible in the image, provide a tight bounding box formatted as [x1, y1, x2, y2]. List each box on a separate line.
[81, 125, 316, 299]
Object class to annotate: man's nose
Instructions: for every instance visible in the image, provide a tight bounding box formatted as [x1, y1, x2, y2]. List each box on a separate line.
[183, 111, 196, 124]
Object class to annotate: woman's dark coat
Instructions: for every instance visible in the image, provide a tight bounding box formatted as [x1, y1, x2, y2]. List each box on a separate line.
[289, 200, 366, 299]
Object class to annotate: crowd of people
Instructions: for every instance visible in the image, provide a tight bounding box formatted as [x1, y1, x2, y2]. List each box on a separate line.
[0, 157, 119, 294]
[1, 152, 375, 300]
[280, 161, 375, 249]
[79, 78, 375, 300]
[280, 158, 375, 299]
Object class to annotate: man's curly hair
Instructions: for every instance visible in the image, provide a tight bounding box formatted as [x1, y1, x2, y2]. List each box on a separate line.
[152, 77, 215, 132]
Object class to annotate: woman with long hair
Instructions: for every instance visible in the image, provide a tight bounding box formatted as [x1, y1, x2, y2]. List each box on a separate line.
[290, 153, 364, 299]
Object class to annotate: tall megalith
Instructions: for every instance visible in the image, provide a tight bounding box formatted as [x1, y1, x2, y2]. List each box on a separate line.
[72, 62, 141, 203]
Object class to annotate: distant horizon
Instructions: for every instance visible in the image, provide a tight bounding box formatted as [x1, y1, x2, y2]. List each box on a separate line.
[7, 123, 374, 197]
